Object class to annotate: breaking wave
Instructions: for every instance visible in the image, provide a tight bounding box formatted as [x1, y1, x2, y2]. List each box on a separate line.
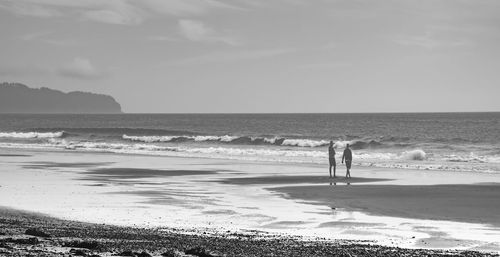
[0, 129, 420, 150]
[281, 139, 330, 147]
[402, 149, 427, 161]
[121, 134, 397, 148]
[10, 138, 428, 162]
[122, 134, 330, 147]
[31, 127, 199, 136]
[0, 131, 65, 139]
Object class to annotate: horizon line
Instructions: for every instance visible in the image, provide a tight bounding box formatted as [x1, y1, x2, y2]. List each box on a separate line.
[2, 111, 499, 115]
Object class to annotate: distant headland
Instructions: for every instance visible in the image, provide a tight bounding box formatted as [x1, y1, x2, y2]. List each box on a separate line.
[0, 82, 122, 114]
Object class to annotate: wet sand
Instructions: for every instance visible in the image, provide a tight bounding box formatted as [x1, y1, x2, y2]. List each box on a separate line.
[271, 183, 500, 227]
[220, 175, 391, 185]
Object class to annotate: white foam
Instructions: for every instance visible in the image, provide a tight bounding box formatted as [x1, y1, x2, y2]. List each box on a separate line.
[333, 140, 351, 149]
[193, 135, 238, 142]
[0, 131, 64, 139]
[263, 137, 280, 144]
[2, 140, 500, 173]
[444, 152, 500, 164]
[402, 149, 426, 161]
[282, 139, 330, 147]
[122, 134, 179, 142]
[355, 152, 398, 160]
[122, 134, 335, 148]
[123, 134, 239, 143]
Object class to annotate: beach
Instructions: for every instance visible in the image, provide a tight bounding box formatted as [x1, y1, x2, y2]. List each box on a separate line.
[3, 0, 500, 253]
[1, 147, 500, 256]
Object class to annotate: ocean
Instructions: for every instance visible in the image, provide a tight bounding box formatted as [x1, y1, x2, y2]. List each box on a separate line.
[1, 112, 499, 173]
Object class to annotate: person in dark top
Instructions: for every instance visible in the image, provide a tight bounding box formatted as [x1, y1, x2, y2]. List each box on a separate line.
[341, 144, 352, 178]
[328, 141, 336, 178]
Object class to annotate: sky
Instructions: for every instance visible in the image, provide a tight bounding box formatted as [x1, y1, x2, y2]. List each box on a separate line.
[1, 0, 499, 113]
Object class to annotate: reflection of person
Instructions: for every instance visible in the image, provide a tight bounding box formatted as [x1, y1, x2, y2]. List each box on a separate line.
[341, 144, 352, 178]
[328, 141, 336, 178]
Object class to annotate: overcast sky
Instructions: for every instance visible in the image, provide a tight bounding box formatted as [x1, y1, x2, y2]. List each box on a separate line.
[1, 0, 499, 113]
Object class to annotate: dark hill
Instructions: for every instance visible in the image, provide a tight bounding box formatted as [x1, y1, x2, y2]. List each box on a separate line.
[0, 82, 122, 113]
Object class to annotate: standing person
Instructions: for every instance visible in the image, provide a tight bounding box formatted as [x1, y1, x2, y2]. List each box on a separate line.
[328, 141, 336, 178]
[341, 144, 352, 178]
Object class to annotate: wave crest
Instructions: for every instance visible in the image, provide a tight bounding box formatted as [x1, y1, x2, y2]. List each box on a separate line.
[122, 134, 329, 147]
[0, 131, 65, 139]
[282, 139, 329, 147]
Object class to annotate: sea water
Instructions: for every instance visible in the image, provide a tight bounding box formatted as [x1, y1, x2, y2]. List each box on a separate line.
[1, 112, 499, 172]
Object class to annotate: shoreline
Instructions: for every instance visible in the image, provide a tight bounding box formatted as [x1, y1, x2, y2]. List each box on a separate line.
[0, 207, 497, 257]
[2, 143, 499, 175]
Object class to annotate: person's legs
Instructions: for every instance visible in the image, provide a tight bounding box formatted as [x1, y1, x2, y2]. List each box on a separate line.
[329, 158, 336, 178]
[333, 163, 336, 178]
[345, 160, 351, 178]
[346, 160, 352, 178]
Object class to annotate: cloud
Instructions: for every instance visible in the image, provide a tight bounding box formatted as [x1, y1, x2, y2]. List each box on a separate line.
[0, 0, 143, 25]
[0, 1, 62, 17]
[0, 65, 49, 77]
[20, 31, 78, 46]
[58, 57, 108, 79]
[178, 19, 239, 45]
[178, 19, 212, 41]
[21, 30, 53, 41]
[81, 8, 142, 25]
[296, 61, 352, 70]
[173, 47, 296, 66]
[141, 0, 243, 16]
[0, 0, 243, 25]
[0, 58, 105, 79]
[394, 33, 471, 49]
[147, 35, 180, 42]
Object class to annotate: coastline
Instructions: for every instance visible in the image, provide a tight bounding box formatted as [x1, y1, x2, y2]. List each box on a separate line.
[1, 147, 500, 253]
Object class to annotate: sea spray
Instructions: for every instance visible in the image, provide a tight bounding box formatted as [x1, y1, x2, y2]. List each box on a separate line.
[402, 149, 426, 161]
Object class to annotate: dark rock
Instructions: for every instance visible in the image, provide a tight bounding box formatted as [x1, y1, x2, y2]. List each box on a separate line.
[6, 237, 40, 245]
[0, 249, 13, 255]
[25, 228, 51, 237]
[137, 251, 152, 257]
[185, 247, 220, 257]
[70, 248, 89, 256]
[117, 250, 135, 256]
[63, 240, 100, 249]
[0, 242, 12, 249]
[115, 250, 151, 257]
[162, 249, 189, 257]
